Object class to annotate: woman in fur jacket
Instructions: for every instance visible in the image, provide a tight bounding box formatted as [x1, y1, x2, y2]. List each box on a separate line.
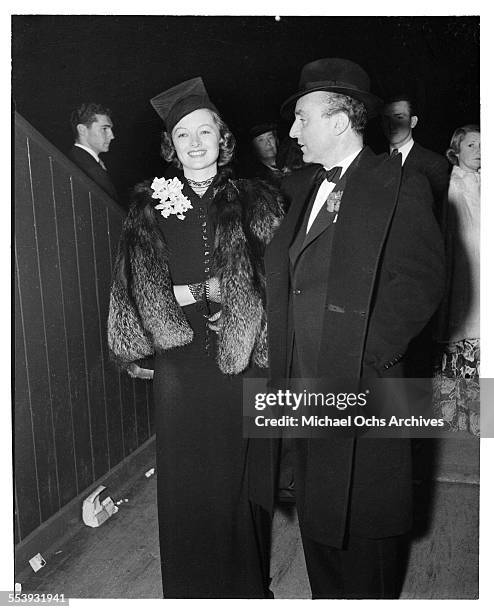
[107, 77, 284, 598]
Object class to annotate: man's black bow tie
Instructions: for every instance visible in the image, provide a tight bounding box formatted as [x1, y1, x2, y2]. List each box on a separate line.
[321, 166, 342, 184]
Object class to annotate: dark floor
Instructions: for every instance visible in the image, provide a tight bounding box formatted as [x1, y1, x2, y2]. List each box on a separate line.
[16, 438, 479, 599]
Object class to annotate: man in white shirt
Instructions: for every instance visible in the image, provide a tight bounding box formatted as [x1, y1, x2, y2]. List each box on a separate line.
[249, 58, 445, 599]
[68, 103, 118, 201]
[381, 95, 449, 220]
[381, 95, 450, 377]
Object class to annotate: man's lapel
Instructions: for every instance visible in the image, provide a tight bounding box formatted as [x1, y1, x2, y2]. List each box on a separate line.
[288, 178, 322, 266]
[301, 196, 336, 248]
[298, 173, 347, 253]
[266, 165, 321, 269]
[290, 149, 365, 266]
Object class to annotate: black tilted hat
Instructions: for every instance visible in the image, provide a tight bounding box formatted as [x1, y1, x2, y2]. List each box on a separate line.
[249, 122, 278, 140]
[280, 58, 383, 119]
[150, 76, 218, 133]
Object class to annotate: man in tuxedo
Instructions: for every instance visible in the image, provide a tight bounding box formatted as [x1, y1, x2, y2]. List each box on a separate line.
[249, 58, 445, 598]
[68, 103, 119, 201]
[381, 94, 449, 221]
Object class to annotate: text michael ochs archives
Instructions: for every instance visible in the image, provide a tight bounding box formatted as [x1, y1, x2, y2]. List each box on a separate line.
[242, 380, 450, 438]
[252, 389, 444, 429]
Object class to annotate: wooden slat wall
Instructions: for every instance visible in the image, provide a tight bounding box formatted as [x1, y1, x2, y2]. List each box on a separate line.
[14, 113, 154, 543]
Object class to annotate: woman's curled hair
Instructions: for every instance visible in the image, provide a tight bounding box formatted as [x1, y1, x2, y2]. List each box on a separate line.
[445, 124, 480, 166]
[160, 110, 236, 168]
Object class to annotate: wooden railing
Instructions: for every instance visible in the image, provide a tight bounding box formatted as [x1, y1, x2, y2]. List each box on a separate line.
[14, 112, 154, 543]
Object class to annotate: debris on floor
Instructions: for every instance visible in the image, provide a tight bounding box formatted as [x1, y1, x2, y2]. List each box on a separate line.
[29, 553, 46, 573]
[145, 468, 155, 478]
[82, 485, 118, 528]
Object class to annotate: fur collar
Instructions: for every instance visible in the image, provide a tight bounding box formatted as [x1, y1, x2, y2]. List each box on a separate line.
[108, 171, 284, 374]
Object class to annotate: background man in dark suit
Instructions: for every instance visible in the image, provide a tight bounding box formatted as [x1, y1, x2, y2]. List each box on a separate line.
[68, 102, 119, 201]
[381, 94, 450, 221]
[381, 94, 450, 377]
[249, 58, 445, 598]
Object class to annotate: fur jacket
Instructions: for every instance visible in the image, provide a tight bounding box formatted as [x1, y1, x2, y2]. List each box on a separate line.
[107, 170, 285, 375]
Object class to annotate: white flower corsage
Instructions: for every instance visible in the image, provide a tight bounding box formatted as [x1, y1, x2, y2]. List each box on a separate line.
[151, 177, 193, 220]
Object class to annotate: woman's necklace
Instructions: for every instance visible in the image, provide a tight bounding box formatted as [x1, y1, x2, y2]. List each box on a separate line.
[186, 176, 215, 187]
[186, 175, 215, 197]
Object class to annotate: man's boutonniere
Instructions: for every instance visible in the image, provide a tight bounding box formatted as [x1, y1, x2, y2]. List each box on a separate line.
[151, 177, 193, 220]
[326, 190, 343, 213]
[326, 190, 343, 223]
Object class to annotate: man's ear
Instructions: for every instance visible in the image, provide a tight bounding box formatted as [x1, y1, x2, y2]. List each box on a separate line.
[411, 115, 418, 129]
[76, 123, 87, 140]
[333, 111, 351, 135]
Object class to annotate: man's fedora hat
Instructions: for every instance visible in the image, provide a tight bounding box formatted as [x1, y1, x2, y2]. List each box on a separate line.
[280, 58, 383, 119]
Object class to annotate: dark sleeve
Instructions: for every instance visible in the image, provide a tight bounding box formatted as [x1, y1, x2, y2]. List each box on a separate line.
[426, 155, 450, 220]
[434, 180, 457, 341]
[364, 171, 446, 372]
[243, 179, 286, 245]
[427, 155, 450, 201]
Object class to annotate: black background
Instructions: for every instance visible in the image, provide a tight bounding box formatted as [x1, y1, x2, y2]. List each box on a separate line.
[12, 15, 479, 201]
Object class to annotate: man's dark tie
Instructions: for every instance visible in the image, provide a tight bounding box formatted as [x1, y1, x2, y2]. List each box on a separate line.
[390, 148, 400, 157]
[98, 158, 107, 171]
[323, 166, 342, 183]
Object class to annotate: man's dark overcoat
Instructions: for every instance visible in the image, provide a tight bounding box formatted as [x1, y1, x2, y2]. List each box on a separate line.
[249, 146, 445, 548]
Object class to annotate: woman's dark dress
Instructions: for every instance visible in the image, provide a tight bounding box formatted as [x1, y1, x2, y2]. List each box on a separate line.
[151, 173, 266, 598]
